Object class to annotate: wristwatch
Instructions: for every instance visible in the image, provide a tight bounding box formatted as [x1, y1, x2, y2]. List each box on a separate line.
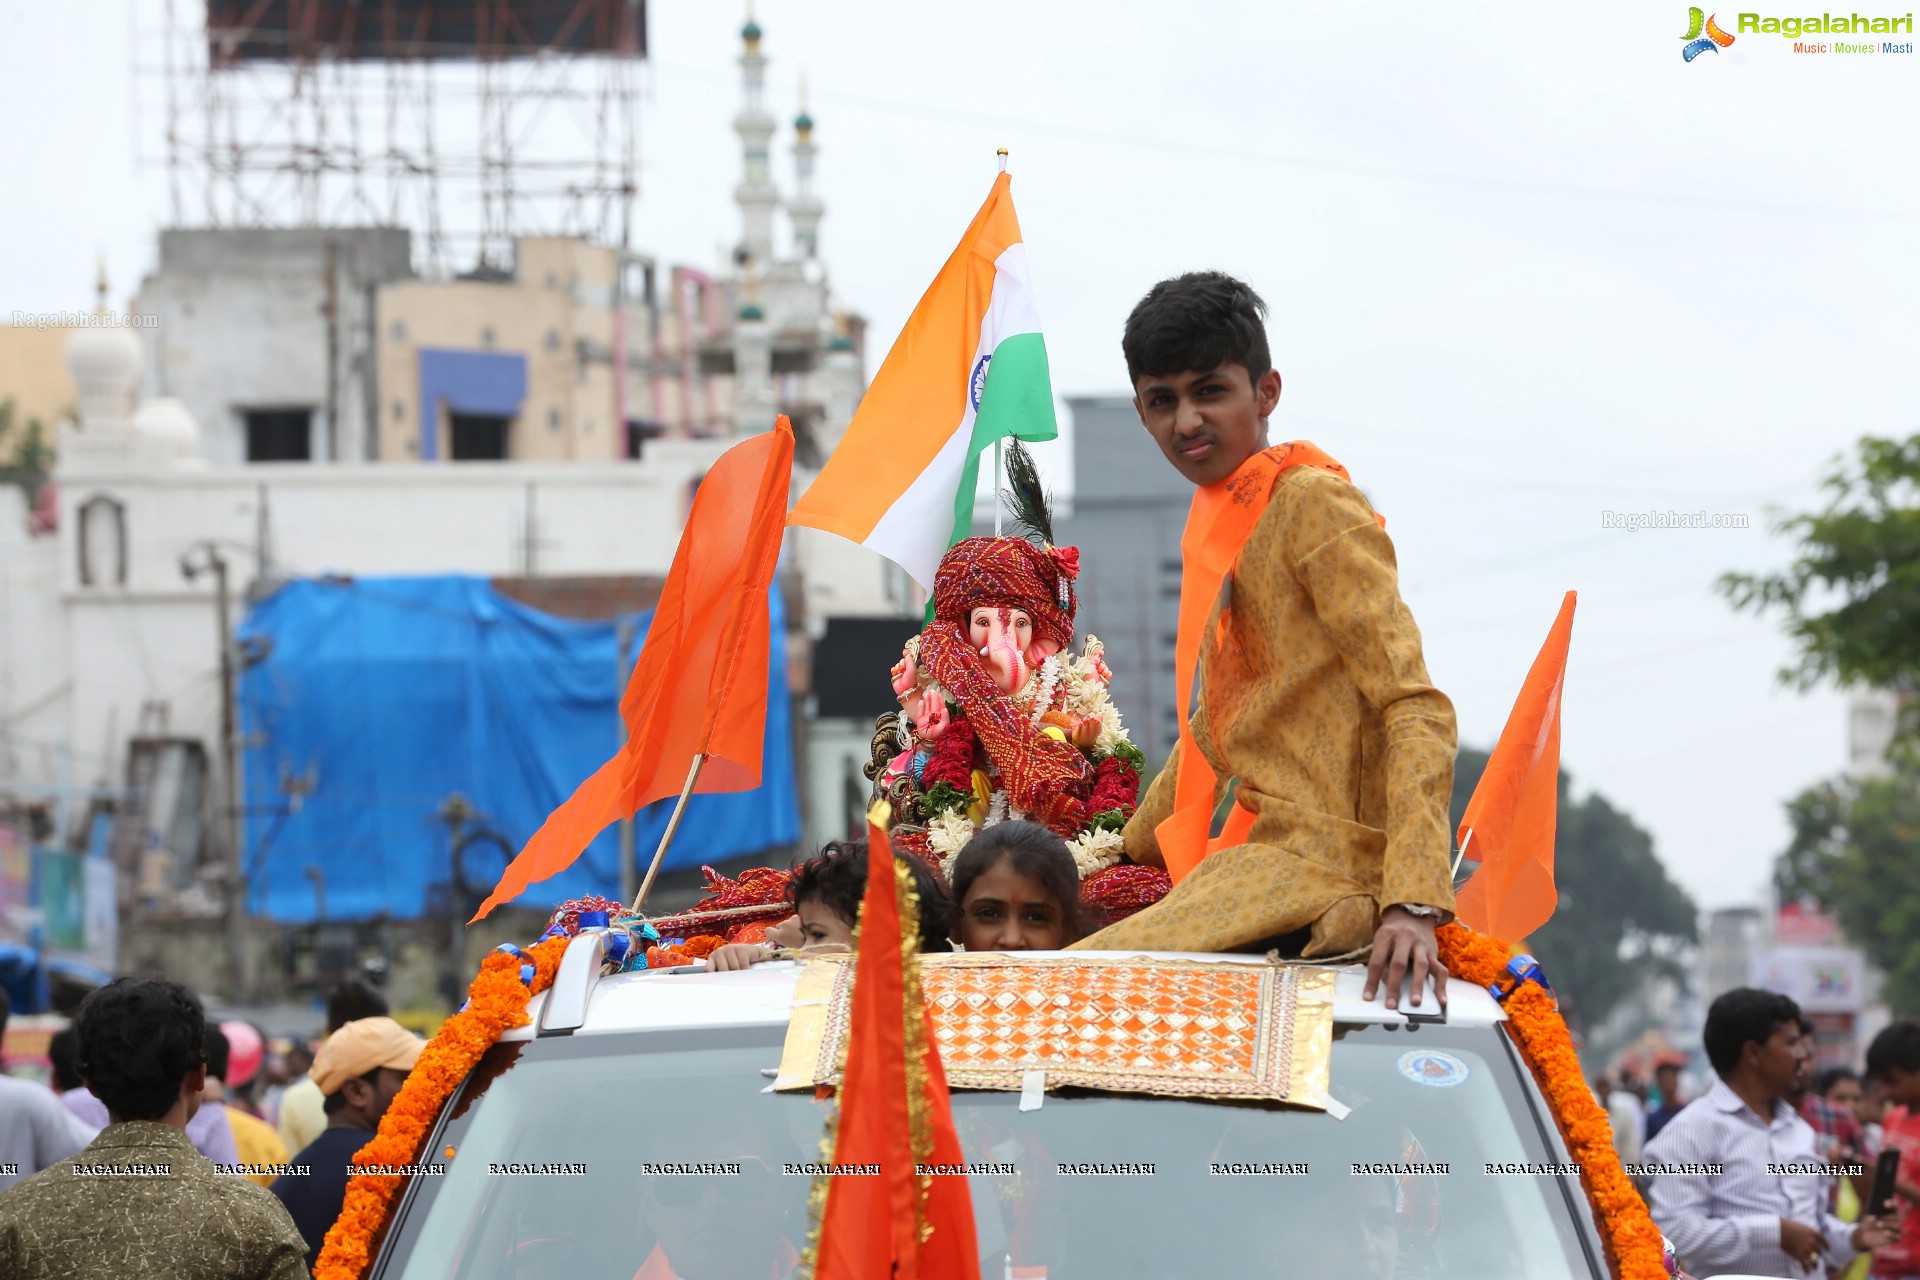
[1392, 903, 1442, 918]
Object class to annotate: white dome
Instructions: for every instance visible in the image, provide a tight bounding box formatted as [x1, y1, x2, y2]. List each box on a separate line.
[66, 320, 143, 432]
[131, 396, 202, 461]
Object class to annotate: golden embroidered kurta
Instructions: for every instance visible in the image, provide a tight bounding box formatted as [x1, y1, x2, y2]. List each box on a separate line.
[1072, 465, 1456, 956]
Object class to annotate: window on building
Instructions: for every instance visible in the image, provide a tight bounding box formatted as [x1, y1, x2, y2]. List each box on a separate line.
[626, 418, 666, 460]
[245, 409, 313, 462]
[450, 413, 512, 461]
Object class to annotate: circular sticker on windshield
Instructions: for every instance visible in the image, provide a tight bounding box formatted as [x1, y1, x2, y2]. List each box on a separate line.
[1397, 1050, 1469, 1088]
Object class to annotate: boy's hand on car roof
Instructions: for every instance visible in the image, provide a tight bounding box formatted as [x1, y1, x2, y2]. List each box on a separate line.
[1364, 908, 1448, 1011]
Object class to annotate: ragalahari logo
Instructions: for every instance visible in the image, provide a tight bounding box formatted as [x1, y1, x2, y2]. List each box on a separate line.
[1681, 7, 1738, 58]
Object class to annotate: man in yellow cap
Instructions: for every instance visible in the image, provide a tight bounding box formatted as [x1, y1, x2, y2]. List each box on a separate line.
[270, 1016, 424, 1270]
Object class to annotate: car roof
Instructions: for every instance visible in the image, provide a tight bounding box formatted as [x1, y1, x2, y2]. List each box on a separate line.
[504, 946, 1508, 1042]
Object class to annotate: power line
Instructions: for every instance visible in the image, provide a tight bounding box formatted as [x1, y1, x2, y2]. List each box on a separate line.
[647, 60, 1920, 225]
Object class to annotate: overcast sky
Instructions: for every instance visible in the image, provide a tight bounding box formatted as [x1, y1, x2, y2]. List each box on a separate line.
[5, 2, 1918, 914]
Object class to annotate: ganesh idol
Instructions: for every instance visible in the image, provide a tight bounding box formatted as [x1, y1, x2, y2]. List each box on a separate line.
[870, 471, 1151, 904]
[657, 453, 1170, 943]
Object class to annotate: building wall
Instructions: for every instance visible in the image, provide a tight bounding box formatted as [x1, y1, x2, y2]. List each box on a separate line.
[377, 238, 614, 462]
[0, 326, 80, 431]
[375, 238, 746, 462]
[1699, 906, 1765, 1003]
[0, 490, 68, 795]
[802, 716, 878, 853]
[1848, 686, 1903, 781]
[1053, 395, 1190, 765]
[139, 228, 413, 465]
[37, 434, 729, 809]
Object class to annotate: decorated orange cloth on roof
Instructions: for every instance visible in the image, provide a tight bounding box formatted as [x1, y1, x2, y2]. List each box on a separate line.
[778, 954, 1333, 1107]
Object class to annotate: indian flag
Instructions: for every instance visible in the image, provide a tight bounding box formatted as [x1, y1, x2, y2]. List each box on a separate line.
[788, 171, 1056, 590]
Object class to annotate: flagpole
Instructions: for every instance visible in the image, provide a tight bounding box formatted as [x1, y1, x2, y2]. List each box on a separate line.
[991, 147, 1010, 539]
[993, 438, 1003, 536]
[631, 753, 706, 914]
[1451, 828, 1473, 881]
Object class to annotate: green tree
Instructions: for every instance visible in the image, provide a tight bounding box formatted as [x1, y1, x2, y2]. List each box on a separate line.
[0, 396, 56, 504]
[1721, 431, 1920, 1008]
[1451, 748, 1699, 1037]
[1719, 432, 1920, 716]
[1775, 763, 1920, 1014]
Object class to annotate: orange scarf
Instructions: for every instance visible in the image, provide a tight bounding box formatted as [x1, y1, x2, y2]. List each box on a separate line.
[1154, 441, 1362, 882]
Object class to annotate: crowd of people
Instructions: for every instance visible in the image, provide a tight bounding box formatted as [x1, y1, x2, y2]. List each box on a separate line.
[0, 820, 1097, 1277]
[1597, 988, 1920, 1280]
[7, 826, 1917, 1280]
[0, 970, 430, 1278]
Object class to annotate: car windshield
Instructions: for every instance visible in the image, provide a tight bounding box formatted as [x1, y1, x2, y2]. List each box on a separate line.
[380, 1022, 1598, 1280]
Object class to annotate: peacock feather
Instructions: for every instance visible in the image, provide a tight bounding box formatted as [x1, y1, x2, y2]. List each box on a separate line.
[1000, 438, 1055, 547]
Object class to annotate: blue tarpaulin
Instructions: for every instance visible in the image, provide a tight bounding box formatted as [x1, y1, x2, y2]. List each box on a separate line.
[237, 576, 799, 922]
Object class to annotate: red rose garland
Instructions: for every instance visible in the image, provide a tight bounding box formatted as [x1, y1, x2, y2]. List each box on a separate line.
[1087, 755, 1140, 814]
[920, 712, 978, 791]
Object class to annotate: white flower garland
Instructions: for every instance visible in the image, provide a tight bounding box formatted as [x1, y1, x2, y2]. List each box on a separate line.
[985, 791, 1009, 827]
[1068, 828, 1125, 877]
[929, 808, 979, 883]
[1010, 653, 1064, 727]
[1053, 638, 1130, 757]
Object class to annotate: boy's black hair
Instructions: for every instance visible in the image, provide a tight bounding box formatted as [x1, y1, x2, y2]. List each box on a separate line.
[1702, 987, 1802, 1078]
[49, 1025, 84, 1091]
[1122, 271, 1272, 386]
[1866, 1021, 1920, 1080]
[203, 1023, 231, 1084]
[949, 821, 1086, 944]
[789, 840, 955, 954]
[1814, 1065, 1860, 1096]
[75, 978, 207, 1121]
[326, 980, 389, 1035]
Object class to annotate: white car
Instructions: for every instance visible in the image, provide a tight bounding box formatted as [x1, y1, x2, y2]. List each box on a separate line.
[368, 940, 1621, 1279]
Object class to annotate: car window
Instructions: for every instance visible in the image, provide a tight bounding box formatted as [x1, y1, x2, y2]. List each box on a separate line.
[379, 1023, 1598, 1280]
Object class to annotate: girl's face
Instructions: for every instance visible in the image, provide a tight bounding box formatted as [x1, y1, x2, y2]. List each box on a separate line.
[955, 857, 1071, 952]
[795, 898, 856, 950]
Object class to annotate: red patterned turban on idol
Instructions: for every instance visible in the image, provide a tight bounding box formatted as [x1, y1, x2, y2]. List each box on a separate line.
[933, 536, 1080, 649]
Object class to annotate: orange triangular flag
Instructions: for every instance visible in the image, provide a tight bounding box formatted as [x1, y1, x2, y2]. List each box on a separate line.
[1453, 591, 1576, 945]
[469, 418, 795, 922]
[811, 813, 979, 1280]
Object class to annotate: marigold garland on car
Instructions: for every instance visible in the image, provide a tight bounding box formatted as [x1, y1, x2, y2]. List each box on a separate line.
[1436, 923, 1667, 1280]
[312, 933, 569, 1280]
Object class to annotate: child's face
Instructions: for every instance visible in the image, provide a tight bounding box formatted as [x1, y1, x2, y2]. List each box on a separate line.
[954, 858, 1070, 952]
[795, 898, 856, 950]
[1132, 363, 1281, 487]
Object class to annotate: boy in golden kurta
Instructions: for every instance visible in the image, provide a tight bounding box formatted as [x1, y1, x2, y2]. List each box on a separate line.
[1070, 272, 1455, 1009]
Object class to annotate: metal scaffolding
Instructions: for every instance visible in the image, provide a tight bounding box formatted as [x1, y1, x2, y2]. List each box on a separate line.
[141, 0, 647, 276]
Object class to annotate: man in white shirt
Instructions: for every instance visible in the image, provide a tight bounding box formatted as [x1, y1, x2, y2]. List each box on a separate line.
[1608, 1075, 1647, 1165]
[1646, 988, 1891, 1278]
